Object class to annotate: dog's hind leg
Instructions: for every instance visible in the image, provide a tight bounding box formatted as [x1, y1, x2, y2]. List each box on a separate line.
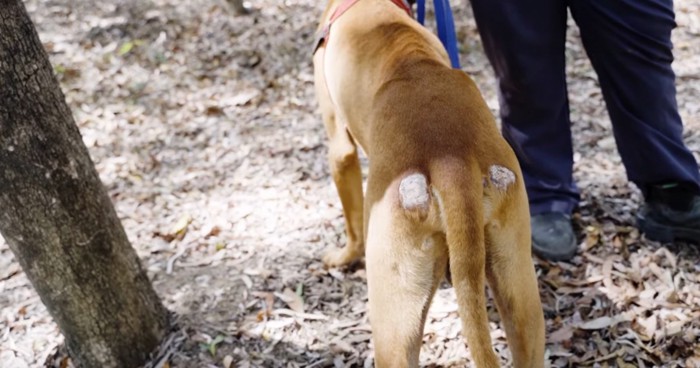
[365, 190, 447, 368]
[314, 51, 365, 268]
[324, 127, 365, 267]
[485, 184, 545, 368]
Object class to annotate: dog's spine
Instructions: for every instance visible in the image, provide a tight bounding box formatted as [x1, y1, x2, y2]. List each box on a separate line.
[432, 158, 500, 368]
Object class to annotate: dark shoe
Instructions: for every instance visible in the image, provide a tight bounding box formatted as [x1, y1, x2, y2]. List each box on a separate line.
[637, 183, 700, 243]
[531, 212, 577, 262]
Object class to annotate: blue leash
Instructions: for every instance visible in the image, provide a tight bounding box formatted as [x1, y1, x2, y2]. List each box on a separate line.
[416, 0, 461, 69]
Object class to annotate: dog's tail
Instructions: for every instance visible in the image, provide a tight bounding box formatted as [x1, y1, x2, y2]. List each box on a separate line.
[430, 157, 499, 368]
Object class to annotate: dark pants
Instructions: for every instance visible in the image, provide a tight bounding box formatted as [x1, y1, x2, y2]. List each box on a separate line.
[469, 0, 700, 215]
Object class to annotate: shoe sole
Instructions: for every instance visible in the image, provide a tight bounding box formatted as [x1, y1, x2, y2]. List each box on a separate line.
[637, 216, 700, 244]
[532, 247, 577, 262]
[531, 240, 577, 262]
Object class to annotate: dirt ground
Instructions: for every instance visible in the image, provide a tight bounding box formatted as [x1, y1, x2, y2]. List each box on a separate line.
[1, 0, 700, 367]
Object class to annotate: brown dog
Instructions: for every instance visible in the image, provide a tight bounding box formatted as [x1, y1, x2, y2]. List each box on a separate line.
[312, 1, 545, 367]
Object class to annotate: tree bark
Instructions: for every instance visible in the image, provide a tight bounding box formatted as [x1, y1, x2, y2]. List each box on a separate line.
[0, 1, 169, 367]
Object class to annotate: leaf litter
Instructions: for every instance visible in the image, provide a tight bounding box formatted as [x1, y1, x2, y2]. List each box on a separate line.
[1, 0, 699, 367]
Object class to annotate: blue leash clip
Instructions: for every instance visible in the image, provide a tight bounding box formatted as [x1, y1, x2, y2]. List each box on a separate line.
[416, 0, 461, 69]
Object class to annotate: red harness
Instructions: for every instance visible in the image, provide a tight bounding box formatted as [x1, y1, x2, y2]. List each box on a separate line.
[313, 0, 413, 54]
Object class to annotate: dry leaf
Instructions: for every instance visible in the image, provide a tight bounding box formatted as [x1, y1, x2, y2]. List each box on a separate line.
[584, 226, 600, 250]
[223, 355, 233, 368]
[169, 215, 192, 237]
[275, 288, 305, 313]
[548, 324, 574, 344]
[330, 340, 356, 354]
[205, 106, 225, 116]
[205, 225, 221, 238]
[576, 316, 617, 330]
[635, 315, 658, 340]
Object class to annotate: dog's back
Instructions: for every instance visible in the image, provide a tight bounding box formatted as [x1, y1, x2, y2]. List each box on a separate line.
[368, 55, 514, 171]
[316, 1, 450, 150]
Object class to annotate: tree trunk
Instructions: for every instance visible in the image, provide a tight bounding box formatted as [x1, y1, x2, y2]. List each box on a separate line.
[0, 2, 169, 367]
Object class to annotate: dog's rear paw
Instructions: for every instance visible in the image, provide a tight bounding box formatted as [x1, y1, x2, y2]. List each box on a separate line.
[322, 246, 362, 268]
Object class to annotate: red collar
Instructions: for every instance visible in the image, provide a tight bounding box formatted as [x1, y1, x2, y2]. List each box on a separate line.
[391, 0, 414, 16]
[314, 0, 413, 54]
[329, 0, 412, 24]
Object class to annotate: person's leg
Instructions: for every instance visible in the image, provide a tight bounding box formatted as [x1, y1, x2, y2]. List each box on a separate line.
[569, 0, 700, 244]
[568, 0, 700, 193]
[470, 0, 577, 216]
[470, 0, 579, 261]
